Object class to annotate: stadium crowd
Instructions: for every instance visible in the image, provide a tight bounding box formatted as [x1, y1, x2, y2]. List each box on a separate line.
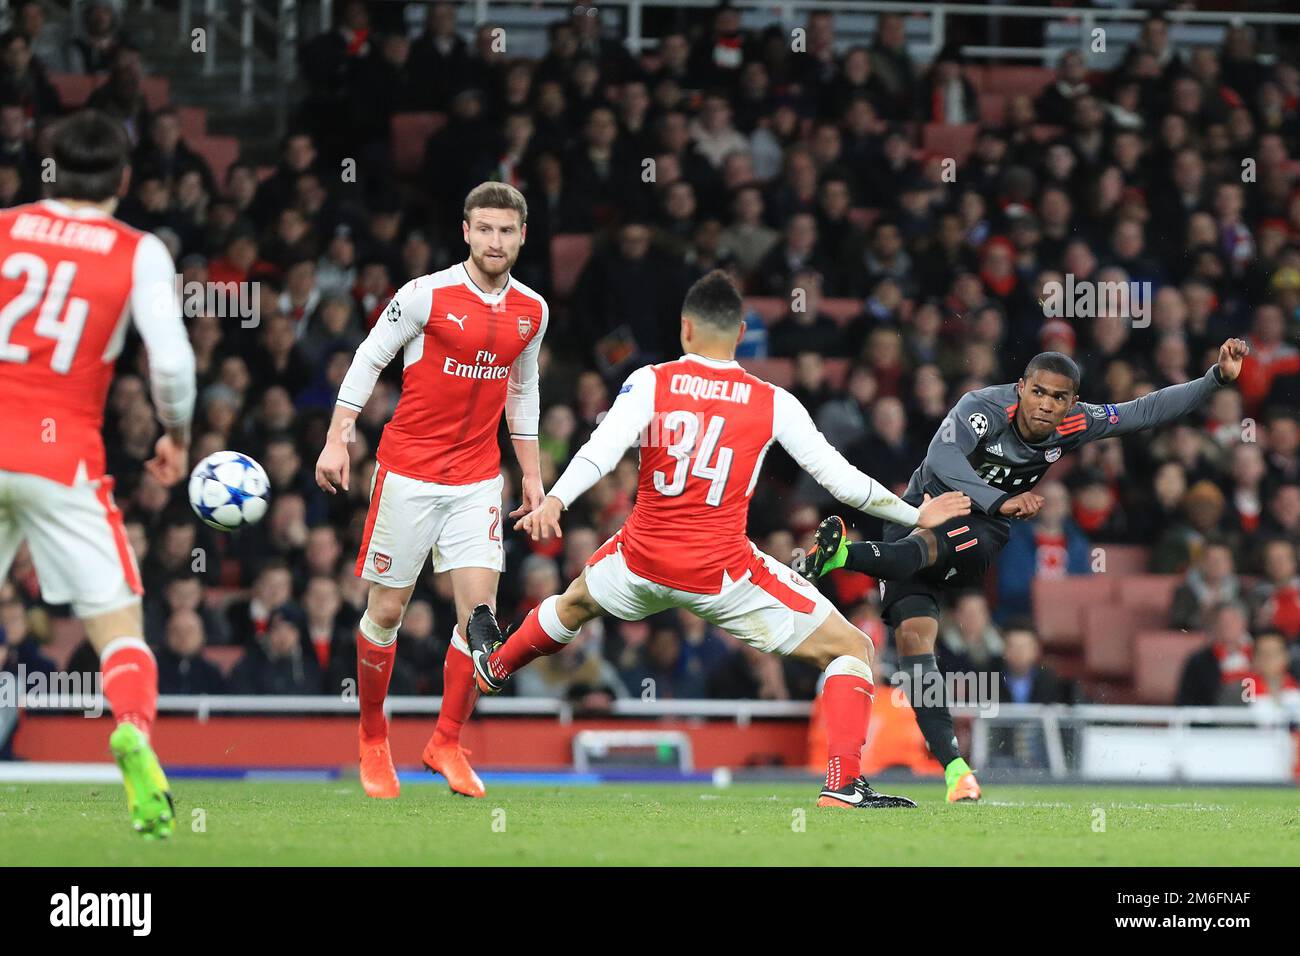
[0, 1, 1299, 718]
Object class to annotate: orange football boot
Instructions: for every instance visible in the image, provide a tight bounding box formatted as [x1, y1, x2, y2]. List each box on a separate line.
[359, 731, 400, 799]
[422, 738, 486, 798]
[946, 770, 982, 803]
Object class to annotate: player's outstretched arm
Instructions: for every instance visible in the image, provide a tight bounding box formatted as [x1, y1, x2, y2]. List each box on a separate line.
[1080, 337, 1250, 441]
[772, 388, 923, 525]
[915, 491, 973, 527]
[517, 365, 656, 540]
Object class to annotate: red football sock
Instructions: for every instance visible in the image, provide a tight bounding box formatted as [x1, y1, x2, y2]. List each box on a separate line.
[432, 628, 478, 747]
[487, 607, 565, 681]
[357, 630, 396, 741]
[823, 666, 874, 790]
[100, 638, 158, 738]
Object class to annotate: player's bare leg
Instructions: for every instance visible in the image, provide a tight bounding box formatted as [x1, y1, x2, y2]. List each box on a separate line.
[421, 566, 500, 798]
[469, 570, 604, 694]
[355, 581, 412, 799]
[895, 615, 980, 803]
[789, 611, 917, 808]
[84, 603, 173, 838]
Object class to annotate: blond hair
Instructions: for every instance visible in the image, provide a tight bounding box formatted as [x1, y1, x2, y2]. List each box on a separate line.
[463, 181, 528, 225]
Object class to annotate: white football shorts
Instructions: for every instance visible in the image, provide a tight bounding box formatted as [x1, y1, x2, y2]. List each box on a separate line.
[354, 465, 505, 586]
[0, 469, 143, 617]
[583, 534, 833, 656]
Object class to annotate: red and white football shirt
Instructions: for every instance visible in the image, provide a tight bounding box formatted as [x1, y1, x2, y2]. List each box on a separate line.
[0, 200, 194, 485]
[549, 353, 920, 594]
[337, 262, 548, 485]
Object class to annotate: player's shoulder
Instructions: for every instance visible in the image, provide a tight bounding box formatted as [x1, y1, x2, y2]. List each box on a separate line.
[505, 273, 548, 314]
[953, 382, 1017, 438]
[1063, 399, 1119, 436]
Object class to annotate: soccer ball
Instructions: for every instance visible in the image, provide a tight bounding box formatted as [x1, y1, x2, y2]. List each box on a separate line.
[188, 451, 270, 531]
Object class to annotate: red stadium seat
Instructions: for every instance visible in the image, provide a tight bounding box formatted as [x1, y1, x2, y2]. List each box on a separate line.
[1081, 603, 1166, 678]
[820, 298, 863, 324]
[191, 134, 239, 188]
[983, 66, 1052, 98]
[48, 72, 97, 109]
[743, 297, 786, 324]
[177, 105, 206, 140]
[961, 65, 987, 93]
[1097, 544, 1149, 576]
[1133, 630, 1205, 704]
[1115, 574, 1181, 615]
[202, 646, 246, 678]
[978, 92, 1007, 125]
[1032, 575, 1115, 650]
[140, 76, 170, 111]
[390, 111, 446, 179]
[550, 234, 592, 301]
[921, 123, 977, 164]
[738, 358, 793, 388]
[822, 358, 850, 390]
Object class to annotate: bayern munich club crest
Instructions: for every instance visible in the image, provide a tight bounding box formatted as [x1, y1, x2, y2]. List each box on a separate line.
[518, 316, 532, 339]
[373, 552, 391, 574]
[1045, 447, 1062, 463]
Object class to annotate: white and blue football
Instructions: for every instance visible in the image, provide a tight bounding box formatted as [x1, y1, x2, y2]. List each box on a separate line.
[188, 451, 270, 531]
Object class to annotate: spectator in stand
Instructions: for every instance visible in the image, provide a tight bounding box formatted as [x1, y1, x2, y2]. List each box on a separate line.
[767, 268, 841, 357]
[997, 621, 1067, 705]
[1263, 410, 1300, 487]
[156, 610, 226, 695]
[226, 561, 295, 648]
[1152, 479, 1231, 573]
[996, 480, 1092, 622]
[1248, 539, 1300, 642]
[1176, 601, 1255, 707]
[1171, 540, 1243, 631]
[0, 30, 59, 122]
[936, 592, 1004, 691]
[85, 45, 148, 142]
[228, 604, 320, 695]
[1239, 632, 1300, 717]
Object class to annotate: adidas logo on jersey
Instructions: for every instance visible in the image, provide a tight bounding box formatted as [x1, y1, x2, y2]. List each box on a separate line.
[987, 442, 1003, 456]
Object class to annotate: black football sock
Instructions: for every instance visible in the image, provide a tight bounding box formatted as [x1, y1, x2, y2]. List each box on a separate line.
[842, 536, 929, 579]
[897, 652, 961, 767]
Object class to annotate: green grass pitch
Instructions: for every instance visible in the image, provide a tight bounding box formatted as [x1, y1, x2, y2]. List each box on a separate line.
[1, 781, 1297, 866]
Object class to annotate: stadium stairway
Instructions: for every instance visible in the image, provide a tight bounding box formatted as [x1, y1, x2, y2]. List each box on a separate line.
[112, 1, 287, 168]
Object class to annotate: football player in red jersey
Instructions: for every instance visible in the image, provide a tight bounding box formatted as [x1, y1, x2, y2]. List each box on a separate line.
[465, 271, 970, 808]
[315, 182, 548, 799]
[0, 111, 197, 837]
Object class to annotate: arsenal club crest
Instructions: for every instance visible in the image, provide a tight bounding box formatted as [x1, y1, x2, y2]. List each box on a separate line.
[373, 552, 392, 574]
[518, 316, 532, 339]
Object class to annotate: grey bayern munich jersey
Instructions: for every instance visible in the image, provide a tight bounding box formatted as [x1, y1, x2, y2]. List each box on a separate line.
[902, 364, 1229, 521]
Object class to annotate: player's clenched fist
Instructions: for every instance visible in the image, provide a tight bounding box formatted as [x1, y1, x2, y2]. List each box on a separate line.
[915, 491, 971, 528]
[515, 494, 564, 540]
[1216, 338, 1250, 382]
[315, 439, 351, 494]
[999, 492, 1044, 518]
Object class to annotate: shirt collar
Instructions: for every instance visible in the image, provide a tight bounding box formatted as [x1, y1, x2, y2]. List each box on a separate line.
[460, 261, 511, 304]
[683, 352, 739, 369]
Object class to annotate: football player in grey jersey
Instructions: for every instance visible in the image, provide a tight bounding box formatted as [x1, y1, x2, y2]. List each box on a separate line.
[799, 338, 1250, 802]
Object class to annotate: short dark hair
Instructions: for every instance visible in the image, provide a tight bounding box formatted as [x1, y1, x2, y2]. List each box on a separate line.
[681, 269, 742, 332]
[47, 110, 129, 201]
[1024, 351, 1081, 392]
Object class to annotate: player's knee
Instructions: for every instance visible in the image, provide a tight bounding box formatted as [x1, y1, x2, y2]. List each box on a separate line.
[366, 589, 407, 630]
[895, 622, 934, 656]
